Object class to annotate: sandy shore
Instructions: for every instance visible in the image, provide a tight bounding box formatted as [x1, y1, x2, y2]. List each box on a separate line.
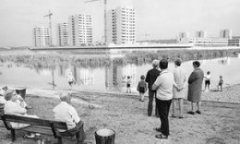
[0, 85, 240, 144]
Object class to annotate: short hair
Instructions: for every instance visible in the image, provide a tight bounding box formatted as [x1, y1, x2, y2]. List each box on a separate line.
[4, 90, 14, 101]
[2, 86, 8, 91]
[152, 59, 159, 68]
[193, 61, 200, 67]
[140, 75, 145, 80]
[174, 58, 182, 66]
[58, 91, 71, 101]
[159, 59, 168, 69]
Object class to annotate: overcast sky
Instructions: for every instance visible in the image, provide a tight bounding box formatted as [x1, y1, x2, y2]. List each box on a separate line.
[0, 0, 240, 47]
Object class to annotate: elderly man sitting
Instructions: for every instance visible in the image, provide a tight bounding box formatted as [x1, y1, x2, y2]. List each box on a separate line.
[53, 91, 85, 143]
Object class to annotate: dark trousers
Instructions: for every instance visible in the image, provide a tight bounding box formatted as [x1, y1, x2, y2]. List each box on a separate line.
[148, 90, 159, 116]
[156, 98, 172, 136]
[60, 121, 85, 143]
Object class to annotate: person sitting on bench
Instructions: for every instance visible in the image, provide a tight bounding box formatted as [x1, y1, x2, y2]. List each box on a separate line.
[0, 86, 31, 109]
[0, 86, 8, 104]
[53, 91, 85, 142]
[4, 90, 38, 129]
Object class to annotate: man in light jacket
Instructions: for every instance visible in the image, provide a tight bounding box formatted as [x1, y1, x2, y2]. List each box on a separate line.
[53, 91, 85, 143]
[152, 59, 174, 139]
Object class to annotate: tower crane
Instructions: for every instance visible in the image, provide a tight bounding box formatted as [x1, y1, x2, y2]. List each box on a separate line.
[44, 10, 53, 46]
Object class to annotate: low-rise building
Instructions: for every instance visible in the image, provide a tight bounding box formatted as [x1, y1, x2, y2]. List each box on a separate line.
[228, 36, 240, 46]
[193, 37, 229, 47]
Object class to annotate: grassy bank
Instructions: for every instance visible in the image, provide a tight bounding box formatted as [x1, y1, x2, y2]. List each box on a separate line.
[0, 85, 240, 144]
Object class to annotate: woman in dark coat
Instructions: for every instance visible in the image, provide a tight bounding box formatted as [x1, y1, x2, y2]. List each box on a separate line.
[187, 61, 204, 114]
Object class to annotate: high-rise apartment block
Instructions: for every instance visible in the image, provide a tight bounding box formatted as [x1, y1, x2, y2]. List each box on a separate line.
[57, 23, 70, 46]
[179, 32, 190, 39]
[69, 14, 93, 46]
[107, 7, 136, 45]
[178, 32, 191, 43]
[220, 29, 232, 39]
[228, 36, 240, 46]
[33, 27, 50, 47]
[195, 31, 207, 38]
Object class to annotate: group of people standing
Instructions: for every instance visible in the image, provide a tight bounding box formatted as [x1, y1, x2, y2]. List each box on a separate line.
[137, 58, 205, 139]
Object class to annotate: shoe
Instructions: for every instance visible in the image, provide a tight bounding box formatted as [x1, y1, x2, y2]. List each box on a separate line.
[179, 116, 184, 119]
[25, 105, 32, 109]
[187, 111, 195, 115]
[24, 133, 36, 139]
[155, 134, 168, 139]
[154, 127, 162, 132]
[171, 115, 177, 118]
[196, 110, 201, 114]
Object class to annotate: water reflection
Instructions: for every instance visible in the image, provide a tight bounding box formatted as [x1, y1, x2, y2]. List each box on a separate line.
[105, 62, 137, 91]
[76, 68, 94, 85]
[218, 57, 230, 65]
[105, 62, 122, 91]
[1, 49, 240, 92]
[49, 68, 56, 89]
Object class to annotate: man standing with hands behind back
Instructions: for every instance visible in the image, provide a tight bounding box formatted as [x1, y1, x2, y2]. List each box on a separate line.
[145, 59, 160, 117]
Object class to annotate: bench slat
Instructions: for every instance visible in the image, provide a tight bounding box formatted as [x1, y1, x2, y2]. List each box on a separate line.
[21, 125, 53, 135]
[3, 114, 67, 129]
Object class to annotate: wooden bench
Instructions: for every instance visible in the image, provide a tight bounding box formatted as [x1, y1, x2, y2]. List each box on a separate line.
[0, 114, 84, 144]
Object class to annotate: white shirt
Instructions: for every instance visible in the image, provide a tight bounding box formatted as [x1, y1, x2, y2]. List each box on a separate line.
[205, 74, 211, 80]
[4, 100, 36, 129]
[0, 96, 6, 104]
[14, 94, 27, 108]
[153, 70, 174, 100]
[53, 102, 80, 130]
[4, 100, 27, 115]
[173, 67, 187, 99]
[0, 89, 4, 96]
[67, 72, 74, 82]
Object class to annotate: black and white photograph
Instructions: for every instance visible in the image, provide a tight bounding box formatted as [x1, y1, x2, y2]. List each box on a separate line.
[0, 0, 240, 143]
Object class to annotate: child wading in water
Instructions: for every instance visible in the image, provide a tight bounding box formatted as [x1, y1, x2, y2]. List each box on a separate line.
[204, 71, 211, 91]
[126, 76, 132, 93]
[218, 75, 224, 91]
[137, 75, 147, 102]
[67, 71, 74, 90]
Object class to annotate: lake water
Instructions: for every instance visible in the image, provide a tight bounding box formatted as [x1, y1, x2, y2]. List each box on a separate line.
[0, 49, 240, 93]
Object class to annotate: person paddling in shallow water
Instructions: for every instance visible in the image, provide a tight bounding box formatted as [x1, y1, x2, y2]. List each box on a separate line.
[217, 75, 224, 91]
[204, 71, 211, 92]
[67, 71, 74, 90]
[126, 76, 132, 93]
